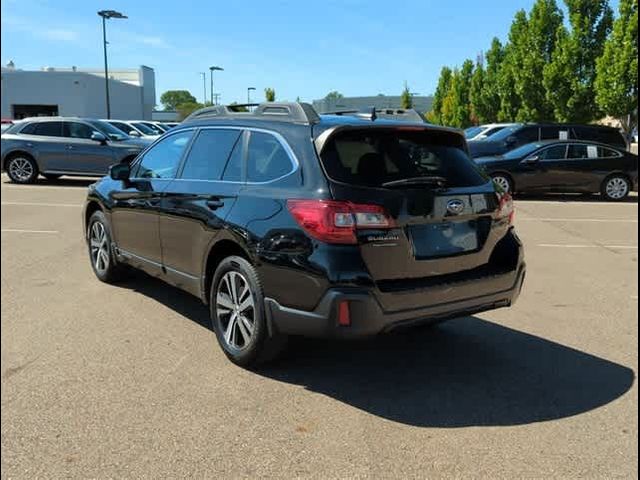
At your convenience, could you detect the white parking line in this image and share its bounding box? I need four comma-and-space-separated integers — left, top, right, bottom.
517, 200, 638, 206
520, 218, 638, 223
1, 202, 81, 208
1, 229, 60, 234
1, 184, 91, 191
538, 244, 638, 249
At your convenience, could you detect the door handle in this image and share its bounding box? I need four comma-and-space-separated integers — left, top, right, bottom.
206, 199, 224, 210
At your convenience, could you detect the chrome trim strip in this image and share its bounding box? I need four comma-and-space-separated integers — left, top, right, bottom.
118, 248, 200, 280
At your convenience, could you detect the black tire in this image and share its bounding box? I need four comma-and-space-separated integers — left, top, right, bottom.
87, 210, 128, 283
43, 174, 62, 181
210, 255, 287, 368
601, 174, 631, 202
5, 154, 39, 184
491, 173, 514, 194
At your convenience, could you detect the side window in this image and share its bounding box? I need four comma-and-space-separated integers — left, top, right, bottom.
180, 129, 241, 180
33, 122, 63, 137
567, 144, 589, 159
133, 131, 193, 179
539, 145, 567, 160
111, 122, 134, 135
64, 122, 97, 139
514, 127, 539, 144
599, 146, 622, 158
247, 131, 294, 182
19, 123, 37, 135
222, 134, 244, 182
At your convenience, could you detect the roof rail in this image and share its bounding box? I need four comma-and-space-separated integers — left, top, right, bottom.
321, 107, 424, 123
183, 102, 321, 124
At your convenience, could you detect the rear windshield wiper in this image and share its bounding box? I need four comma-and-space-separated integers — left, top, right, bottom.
381, 176, 448, 188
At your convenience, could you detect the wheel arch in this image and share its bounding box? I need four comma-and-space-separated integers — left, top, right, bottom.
3, 150, 36, 171
202, 238, 252, 304
84, 200, 104, 238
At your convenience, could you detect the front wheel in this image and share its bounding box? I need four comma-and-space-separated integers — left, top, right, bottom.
87, 210, 128, 283
601, 175, 630, 202
210, 256, 287, 368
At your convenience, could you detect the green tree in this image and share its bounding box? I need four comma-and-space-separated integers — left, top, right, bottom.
264, 88, 276, 102
324, 91, 344, 102
510, 0, 563, 121
543, 0, 614, 122
478, 38, 506, 123
497, 10, 528, 121
400, 82, 413, 109
452, 60, 474, 127
595, 0, 638, 135
469, 60, 485, 124
160, 90, 197, 111
176, 101, 204, 120
429, 67, 453, 124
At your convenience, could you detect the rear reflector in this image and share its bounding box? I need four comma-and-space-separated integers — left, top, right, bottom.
337, 300, 351, 326
287, 199, 394, 244
498, 193, 515, 226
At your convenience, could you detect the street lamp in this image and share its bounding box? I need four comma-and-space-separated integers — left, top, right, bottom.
209, 66, 223, 105
199, 72, 207, 105
97, 10, 127, 119
247, 87, 256, 104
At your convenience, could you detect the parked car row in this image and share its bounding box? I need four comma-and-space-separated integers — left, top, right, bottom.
464, 122, 637, 201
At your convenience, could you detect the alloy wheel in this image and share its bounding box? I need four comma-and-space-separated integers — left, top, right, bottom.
605, 177, 629, 200
216, 271, 255, 350
89, 222, 110, 274
492, 175, 511, 193
9, 158, 34, 182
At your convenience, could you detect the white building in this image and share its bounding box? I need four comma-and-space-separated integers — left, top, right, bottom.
0, 62, 156, 120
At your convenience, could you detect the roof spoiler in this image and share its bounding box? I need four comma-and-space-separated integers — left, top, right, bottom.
322, 107, 425, 123
184, 102, 321, 124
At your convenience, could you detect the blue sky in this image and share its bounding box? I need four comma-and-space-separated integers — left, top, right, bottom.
1, 0, 620, 106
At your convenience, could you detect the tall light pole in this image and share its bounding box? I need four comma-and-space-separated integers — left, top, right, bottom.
209, 66, 223, 105
247, 87, 256, 105
199, 72, 207, 105
97, 10, 127, 119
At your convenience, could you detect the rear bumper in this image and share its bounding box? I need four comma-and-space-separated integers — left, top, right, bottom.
265, 263, 526, 339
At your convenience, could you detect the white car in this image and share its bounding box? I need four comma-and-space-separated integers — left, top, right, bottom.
465, 123, 517, 141
104, 120, 160, 139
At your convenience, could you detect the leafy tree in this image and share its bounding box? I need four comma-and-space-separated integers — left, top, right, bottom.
441, 69, 460, 127
324, 91, 344, 101
474, 38, 505, 123
429, 67, 453, 124
595, 0, 638, 135
497, 11, 528, 121
160, 90, 197, 111
264, 88, 276, 102
510, 0, 563, 121
453, 60, 474, 127
469, 60, 485, 124
543, 0, 614, 123
400, 82, 413, 109
176, 101, 204, 120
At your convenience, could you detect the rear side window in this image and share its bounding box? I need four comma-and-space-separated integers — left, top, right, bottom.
26, 122, 63, 137
180, 129, 241, 180
320, 129, 487, 188
567, 145, 589, 159
514, 127, 539, 143
247, 131, 294, 182
599, 146, 622, 158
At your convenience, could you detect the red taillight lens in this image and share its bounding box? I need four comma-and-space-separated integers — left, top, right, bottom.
498, 193, 515, 225
286, 199, 394, 244
337, 300, 351, 326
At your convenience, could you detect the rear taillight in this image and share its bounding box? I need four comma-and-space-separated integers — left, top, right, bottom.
286, 199, 395, 244
498, 193, 515, 225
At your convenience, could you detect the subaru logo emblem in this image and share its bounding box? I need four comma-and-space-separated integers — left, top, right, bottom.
446, 199, 465, 215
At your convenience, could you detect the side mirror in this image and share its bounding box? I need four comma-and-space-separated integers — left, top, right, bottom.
109, 162, 130, 181
522, 155, 540, 164
91, 132, 107, 143
128, 130, 141, 137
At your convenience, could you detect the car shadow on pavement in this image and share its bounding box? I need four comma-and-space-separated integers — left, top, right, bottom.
516, 192, 638, 203
116, 272, 635, 429
2, 177, 98, 188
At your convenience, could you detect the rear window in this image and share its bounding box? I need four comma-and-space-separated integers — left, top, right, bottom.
574, 127, 625, 147
320, 129, 488, 188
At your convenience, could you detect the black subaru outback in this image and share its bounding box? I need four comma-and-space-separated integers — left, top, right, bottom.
83, 102, 526, 367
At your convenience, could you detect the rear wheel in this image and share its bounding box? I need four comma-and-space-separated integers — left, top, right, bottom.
491, 174, 513, 194
6, 154, 38, 184
601, 175, 630, 201
210, 256, 287, 368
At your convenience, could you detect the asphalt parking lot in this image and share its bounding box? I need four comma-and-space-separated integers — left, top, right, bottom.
1, 175, 637, 478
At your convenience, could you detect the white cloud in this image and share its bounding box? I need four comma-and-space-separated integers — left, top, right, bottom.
2, 15, 78, 42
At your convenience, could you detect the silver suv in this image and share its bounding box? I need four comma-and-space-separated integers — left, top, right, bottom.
1, 117, 152, 183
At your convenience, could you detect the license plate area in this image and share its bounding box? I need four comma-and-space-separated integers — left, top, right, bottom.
409, 221, 479, 259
